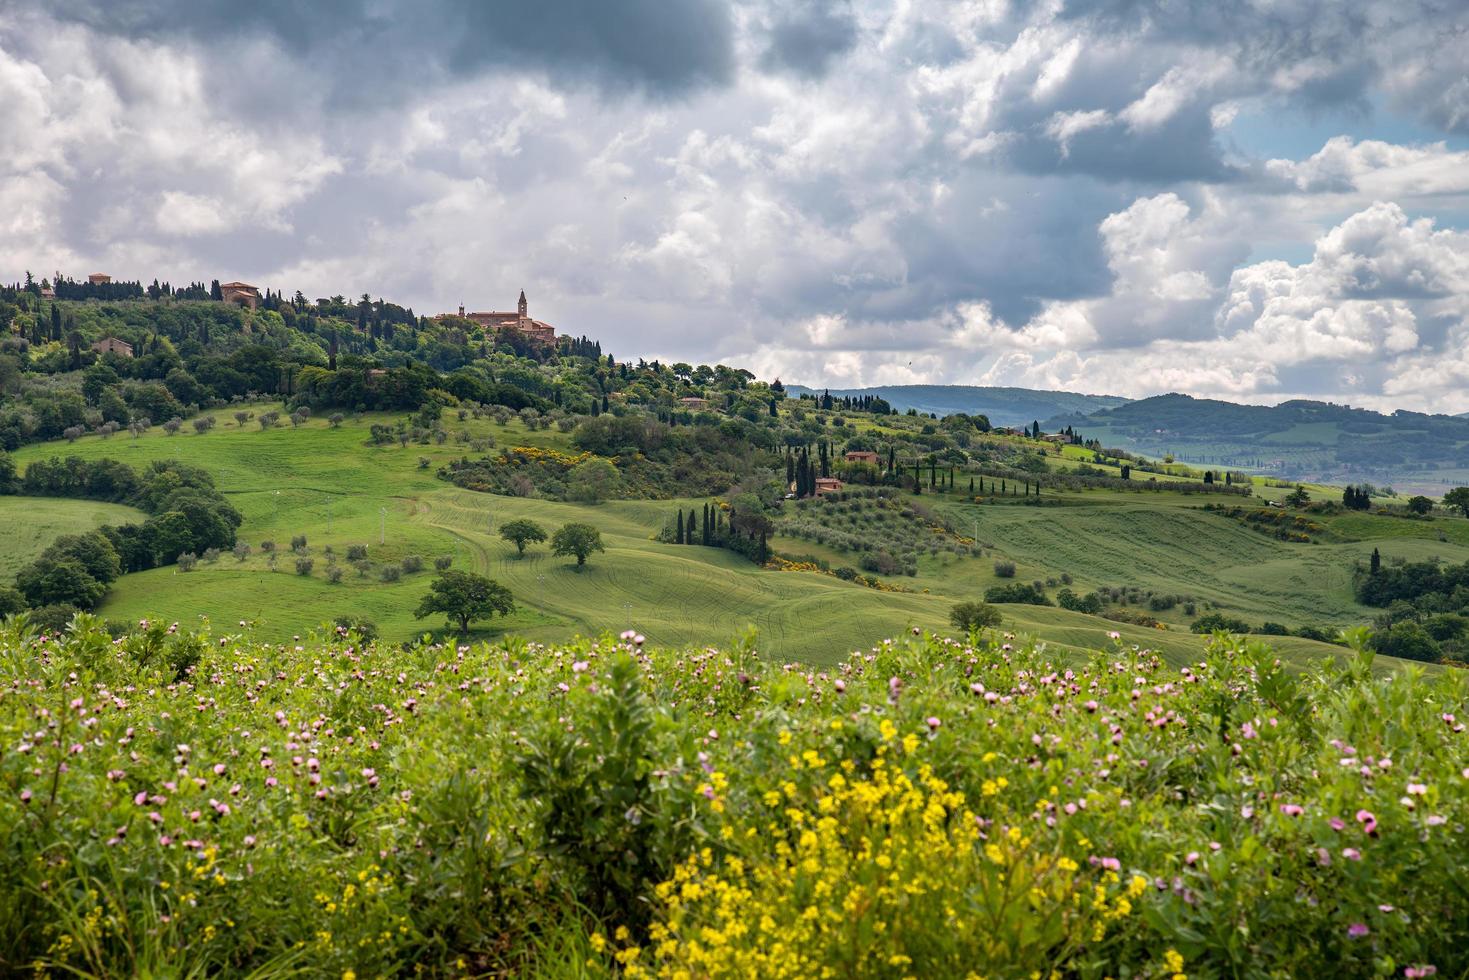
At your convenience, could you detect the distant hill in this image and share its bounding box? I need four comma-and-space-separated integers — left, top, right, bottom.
1047, 393, 1469, 494
784, 384, 1129, 427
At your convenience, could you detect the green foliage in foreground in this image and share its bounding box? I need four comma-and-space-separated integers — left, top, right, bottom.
0, 619, 1464, 978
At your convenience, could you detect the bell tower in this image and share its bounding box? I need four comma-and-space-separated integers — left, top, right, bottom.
517, 289, 527, 318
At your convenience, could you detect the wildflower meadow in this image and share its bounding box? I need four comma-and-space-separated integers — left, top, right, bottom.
1, 616, 1465, 978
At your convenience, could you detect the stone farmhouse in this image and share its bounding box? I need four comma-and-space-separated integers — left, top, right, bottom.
441, 290, 556, 344
91, 337, 133, 357
844, 450, 880, 465
220, 282, 261, 309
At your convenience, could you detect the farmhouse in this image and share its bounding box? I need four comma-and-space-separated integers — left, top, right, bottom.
679, 396, 710, 410
844, 450, 880, 465
91, 337, 133, 357
814, 477, 844, 496
442, 290, 556, 344
220, 282, 262, 309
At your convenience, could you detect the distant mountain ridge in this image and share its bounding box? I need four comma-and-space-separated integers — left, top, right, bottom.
1045, 392, 1469, 494
783, 384, 1130, 427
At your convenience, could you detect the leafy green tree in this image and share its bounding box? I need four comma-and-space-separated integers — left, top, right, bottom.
1407, 495, 1434, 515
568, 456, 622, 504
499, 519, 548, 557
552, 522, 605, 567
1285, 485, 1311, 508
414, 570, 514, 632
1443, 487, 1469, 518
16, 559, 106, 610
0, 585, 25, 617
1371, 620, 1441, 663
949, 601, 1002, 632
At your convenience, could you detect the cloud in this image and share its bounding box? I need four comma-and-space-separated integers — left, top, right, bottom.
47, 0, 737, 105
757, 0, 859, 78
3, 0, 1469, 415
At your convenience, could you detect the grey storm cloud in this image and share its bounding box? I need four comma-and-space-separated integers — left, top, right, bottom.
1057, 0, 1469, 130
7, 0, 1469, 409
759, 0, 859, 78
47, 0, 738, 102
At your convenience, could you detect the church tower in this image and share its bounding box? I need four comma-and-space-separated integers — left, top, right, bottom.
517, 289, 527, 318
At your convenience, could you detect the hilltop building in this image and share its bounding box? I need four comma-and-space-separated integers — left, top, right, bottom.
441, 290, 556, 344
91, 337, 133, 357
220, 282, 261, 309
844, 450, 880, 465
87, 273, 111, 285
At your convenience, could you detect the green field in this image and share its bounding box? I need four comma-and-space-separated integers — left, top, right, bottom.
0, 496, 146, 578
10, 405, 1433, 667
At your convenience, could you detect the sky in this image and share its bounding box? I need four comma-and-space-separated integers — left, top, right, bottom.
3, 0, 1469, 412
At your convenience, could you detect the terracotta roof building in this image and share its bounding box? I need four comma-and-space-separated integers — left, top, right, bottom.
844, 450, 880, 465
87, 273, 111, 285
814, 477, 845, 496
220, 282, 261, 309
440, 290, 556, 344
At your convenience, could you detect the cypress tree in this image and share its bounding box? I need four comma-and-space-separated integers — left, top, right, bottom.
687, 509, 697, 543
1370, 547, 1381, 575
969, 477, 974, 493
676, 510, 685, 544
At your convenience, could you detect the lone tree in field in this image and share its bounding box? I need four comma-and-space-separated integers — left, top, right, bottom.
500, 518, 547, 557
414, 570, 514, 633
551, 522, 605, 567
1443, 487, 1469, 518
950, 600, 1003, 633
1285, 485, 1311, 508
1408, 495, 1434, 515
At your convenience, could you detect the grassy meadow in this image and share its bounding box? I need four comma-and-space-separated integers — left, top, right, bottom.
11, 403, 1458, 666
0, 496, 146, 578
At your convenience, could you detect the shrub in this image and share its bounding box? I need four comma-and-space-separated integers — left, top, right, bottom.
233, 542, 251, 562
346, 544, 368, 561
860, 551, 901, 576
331, 616, 377, 642
434, 555, 453, 571
295, 558, 314, 576
380, 566, 401, 583
1191, 612, 1251, 634
949, 600, 1002, 632
176, 552, 198, 572
984, 582, 1050, 605
993, 559, 1016, 578
260, 540, 275, 553
290, 534, 308, 552
326, 566, 343, 584
400, 555, 424, 574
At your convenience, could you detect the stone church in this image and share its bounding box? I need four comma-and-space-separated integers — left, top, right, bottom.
443, 290, 556, 344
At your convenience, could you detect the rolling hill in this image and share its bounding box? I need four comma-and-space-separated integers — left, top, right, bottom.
1047, 393, 1469, 494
